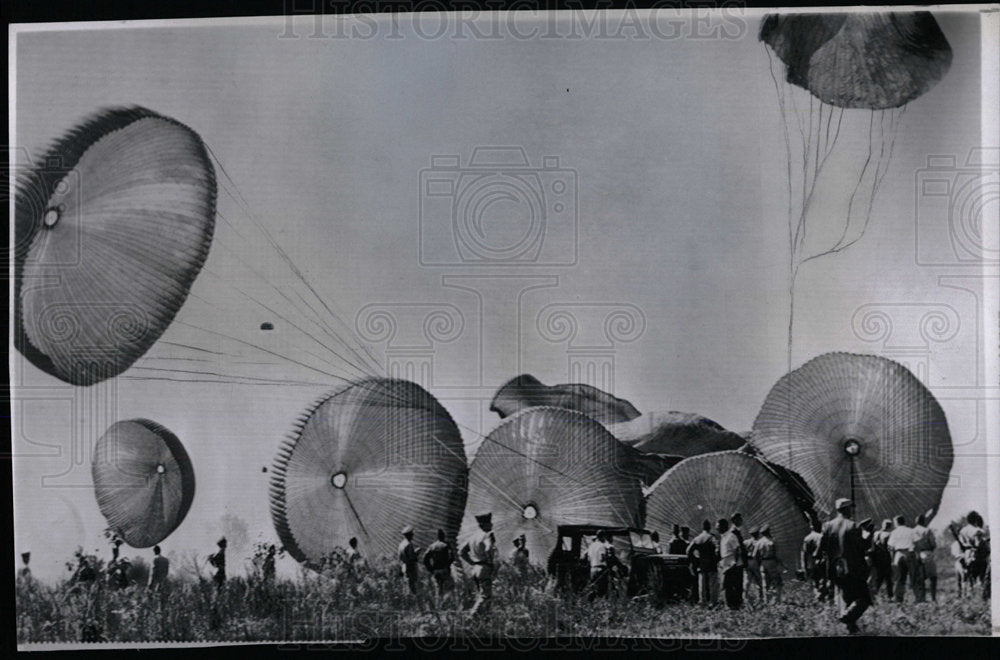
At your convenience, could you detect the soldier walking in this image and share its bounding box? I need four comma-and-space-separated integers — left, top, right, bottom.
816, 498, 871, 634
460, 512, 497, 617
800, 521, 828, 601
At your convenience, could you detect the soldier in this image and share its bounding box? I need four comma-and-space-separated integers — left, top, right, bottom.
687, 519, 720, 606
209, 537, 227, 589
745, 526, 763, 603
424, 528, 456, 606
816, 498, 871, 634
585, 530, 618, 601
346, 537, 364, 568
107, 538, 131, 590
511, 534, 530, 577
756, 525, 782, 603
262, 544, 276, 585
887, 514, 916, 603
720, 515, 745, 609
148, 545, 170, 592
460, 512, 497, 617
912, 513, 937, 602
398, 526, 422, 597
800, 520, 828, 601
868, 519, 894, 600
668, 525, 687, 555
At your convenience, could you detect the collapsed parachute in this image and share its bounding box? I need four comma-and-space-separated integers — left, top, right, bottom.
490, 374, 640, 424
92, 419, 196, 548
269, 378, 468, 567
750, 352, 953, 521
462, 406, 644, 563
608, 411, 746, 458
14, 106, 217, 386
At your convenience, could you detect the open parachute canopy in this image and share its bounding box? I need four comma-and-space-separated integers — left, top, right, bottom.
269, 378, 468, 568
645, 451, 815, 571
92, 419, 196, 548
14, 106, 216, 386
759, 12, 952, 110
750, 352, 953, 521
490, 374, 641, 425
461, 406, 644, 563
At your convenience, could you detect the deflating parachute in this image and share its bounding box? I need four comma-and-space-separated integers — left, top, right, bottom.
750, 352, 953, 521
14, 106, 216, 386
608, 411, 746, 458
92, 419, 196, 548
759, 14, 952, 369
461, 406, 644, 563
760, 13, 952, 110
490, 374, 640, 424
645, 451, 814, 571
269, 378, 468, 567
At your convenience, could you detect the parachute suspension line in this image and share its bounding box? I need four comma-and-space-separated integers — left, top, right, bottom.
203, 144, 384, 376
766, 48, 797, 263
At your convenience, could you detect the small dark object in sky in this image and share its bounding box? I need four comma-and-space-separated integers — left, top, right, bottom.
260, 322, 274, 330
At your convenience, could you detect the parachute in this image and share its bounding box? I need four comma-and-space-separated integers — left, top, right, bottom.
759, 13, 952, 368
645, 451, 814, 571
461, 406, 644, 563
92, 419, 196, 548
608, 411, 746, 457
750, 352, 953, 521
490, 374, 640, 424
269, 378, 468, 567
15, 107, 216, 386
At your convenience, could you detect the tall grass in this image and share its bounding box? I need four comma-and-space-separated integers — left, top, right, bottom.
16, 546, 990, 643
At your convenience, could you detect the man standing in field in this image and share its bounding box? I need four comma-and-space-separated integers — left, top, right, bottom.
209, 537, 227, 589
744, 526, 763, 603
888, 514, 916, 603
668, 525, 687, 555
718, 518, 744, 609
148, 545, 169, 592
756, 525, 782, 603
912, 513, 937, 603
586, 530, 618, 601
460, 512, 497, 617
800, 520, 828, 601
511, 534, 530, 577
424, 528, 456, 607
687, 519, 720, 606
398, 526, 422, 597
816, 498, 871, 634
869, 520, 894, 601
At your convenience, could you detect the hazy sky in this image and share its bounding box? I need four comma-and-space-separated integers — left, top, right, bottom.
11, 10, 994, 582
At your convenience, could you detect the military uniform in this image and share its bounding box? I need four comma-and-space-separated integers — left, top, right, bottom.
869, 525, 894, 599
719, 529, 744, 609
755, 531, 782, 603
912, 523, 936, 602
461, 515, 497, 616
398, 532, 421, 595
801, 530, 828, 601
887, 523, 916, 603
687, 530, 720, 605
424, 538, 456, 601
817, 503, 871, 633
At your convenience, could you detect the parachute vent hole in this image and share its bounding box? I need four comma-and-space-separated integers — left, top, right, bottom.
522, 504, 538, 520
43, 208, 60, 228
843, 438, 862, 457
156, 464, 166, 474
331, 472, 347, 489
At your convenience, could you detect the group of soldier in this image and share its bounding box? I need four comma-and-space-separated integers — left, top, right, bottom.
682, 512, 783, 609
396, 512, 514, 617
799, 498, 991, 634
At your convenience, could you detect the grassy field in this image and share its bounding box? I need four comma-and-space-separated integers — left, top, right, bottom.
16, 549, 991, 643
